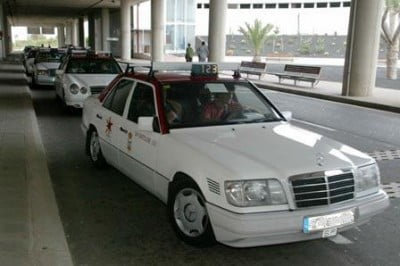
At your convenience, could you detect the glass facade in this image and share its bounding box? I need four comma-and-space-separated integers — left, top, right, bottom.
165, 0, 196, 53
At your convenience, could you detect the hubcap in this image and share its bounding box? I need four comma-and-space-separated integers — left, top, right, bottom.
90, 131, 100, 161
173, 188, 209, 237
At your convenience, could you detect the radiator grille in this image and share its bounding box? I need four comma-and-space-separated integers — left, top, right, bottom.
291, 171, 354, 208
207, 178, 220, 195
49, 69, 57, 77
90, 86, 106, 94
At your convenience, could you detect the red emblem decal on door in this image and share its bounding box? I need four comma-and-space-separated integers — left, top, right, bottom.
105, 117, 113, 137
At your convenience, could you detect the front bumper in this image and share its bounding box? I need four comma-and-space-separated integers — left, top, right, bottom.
65, 99, 84, 108
65, 93, 90, 109
207, 189, 389, 247
35, 75, 56, 86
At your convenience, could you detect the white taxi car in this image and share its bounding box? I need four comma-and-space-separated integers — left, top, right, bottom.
81, 62, 389, 247
55, 51, 122, 109
31, 48, 66, 88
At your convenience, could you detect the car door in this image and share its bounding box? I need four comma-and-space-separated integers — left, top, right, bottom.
118, 81, 160, 194
95, 78, 134, 167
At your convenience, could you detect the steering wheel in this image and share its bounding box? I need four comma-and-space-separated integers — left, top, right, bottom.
223, 108, 245, 121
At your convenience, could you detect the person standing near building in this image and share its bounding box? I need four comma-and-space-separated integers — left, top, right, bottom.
197, 41, 209, 62
185, 43, 194, 62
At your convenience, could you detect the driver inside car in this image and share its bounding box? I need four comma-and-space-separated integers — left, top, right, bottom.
165, 99, 183, 125
202, 92, 241, 122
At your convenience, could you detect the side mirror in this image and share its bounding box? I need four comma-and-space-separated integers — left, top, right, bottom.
281, 111, 293, 121
138, 116, 154, 132
56, 69, 64, 75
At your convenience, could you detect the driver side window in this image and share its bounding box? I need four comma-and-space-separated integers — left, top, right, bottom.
103, 79, 133, 116
127, 83, 156, 123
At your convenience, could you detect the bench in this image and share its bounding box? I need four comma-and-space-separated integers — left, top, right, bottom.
239, 61, 267, 80
268, 64, 321, 87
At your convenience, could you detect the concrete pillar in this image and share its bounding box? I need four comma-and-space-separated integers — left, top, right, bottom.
57, 25, 65, 48
78, 17, 85, 47
121, 0, 132, 60
72, 19, 78, 46
208, 0, 227, 62
88, 13, 95, 49
0, 4, 6, 59
342, 0, 384, 96
95, 16, 102, 51
5, 19, 11, 54
151, 0, 165, 61
65, 22, 72, 45
101, 8, 110, 51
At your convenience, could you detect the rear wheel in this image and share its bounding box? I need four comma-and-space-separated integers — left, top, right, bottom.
168, 177, 215, 247
88, 129, 106, 168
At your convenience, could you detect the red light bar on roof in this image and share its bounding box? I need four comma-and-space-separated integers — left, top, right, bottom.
151, 62, 240, 73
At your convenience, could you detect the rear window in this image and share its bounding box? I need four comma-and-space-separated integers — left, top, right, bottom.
36, 51, 63, 63
66, 58, 122, 74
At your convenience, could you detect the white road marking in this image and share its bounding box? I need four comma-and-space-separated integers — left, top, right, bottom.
381, 183, 400, 198
328, 234, 354, 245
292, 118, 337, 132
368, 150, 400, 161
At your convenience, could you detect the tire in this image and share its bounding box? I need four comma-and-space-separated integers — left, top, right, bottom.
87, 129, 107, 168
30, 77, 37, 90
167, 177, 215, 247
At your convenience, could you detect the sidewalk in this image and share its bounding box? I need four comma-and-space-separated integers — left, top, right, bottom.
254, 74, 400, 113
0, 60, 73, 265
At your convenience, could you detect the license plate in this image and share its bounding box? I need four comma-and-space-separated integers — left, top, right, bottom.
322, 228, 337, 238
303, 209, 355, 233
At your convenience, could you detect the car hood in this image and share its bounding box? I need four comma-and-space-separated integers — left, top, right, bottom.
171, 123, 373, 180
69, 74, 118, 87
36, 62, 60, 70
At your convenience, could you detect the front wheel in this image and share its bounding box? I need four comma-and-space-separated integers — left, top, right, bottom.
88, 129, 107, 168
167, 178, 215, 247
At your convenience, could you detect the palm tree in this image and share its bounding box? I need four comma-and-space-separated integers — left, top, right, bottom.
238, 19, 274, 62
381, 0, 400, 79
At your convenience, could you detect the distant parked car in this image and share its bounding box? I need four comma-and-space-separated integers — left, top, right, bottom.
55, 51, 122, 109
31, 48, 66, 88
24, 48, 38, 76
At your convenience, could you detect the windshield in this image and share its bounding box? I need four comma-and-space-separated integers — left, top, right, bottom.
36, 51, 63, 63
66, 59, 122, 74
28, 50, 38, 59
163, 81, 282, 129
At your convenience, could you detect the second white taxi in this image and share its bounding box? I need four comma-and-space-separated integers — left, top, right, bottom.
81, 62, 389, 248
55, 51, 122, 109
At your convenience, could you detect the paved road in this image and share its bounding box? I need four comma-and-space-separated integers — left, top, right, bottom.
31, 88, 399, 266
267, 64, 400, 90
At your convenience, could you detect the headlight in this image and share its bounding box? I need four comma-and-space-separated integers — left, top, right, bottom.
37, 70, 48, 76
355, 164, 380, 196
80, 87, 88, 94
225, 179, 287, 207
69, 84, 79, 94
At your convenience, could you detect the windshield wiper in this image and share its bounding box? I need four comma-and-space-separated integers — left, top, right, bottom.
245, 117, 283, 123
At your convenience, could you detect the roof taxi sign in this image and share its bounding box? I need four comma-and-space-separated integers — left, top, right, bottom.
191, 63, 218, 77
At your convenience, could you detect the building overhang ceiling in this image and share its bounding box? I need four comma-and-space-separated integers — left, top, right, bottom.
3, 0, 124, 26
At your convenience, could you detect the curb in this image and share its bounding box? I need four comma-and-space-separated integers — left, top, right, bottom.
255, 82, 400, 114
23, 87, 74, 266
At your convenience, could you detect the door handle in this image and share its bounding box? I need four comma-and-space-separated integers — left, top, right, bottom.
96, 114, 103, 119
120, 127, 128, 133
